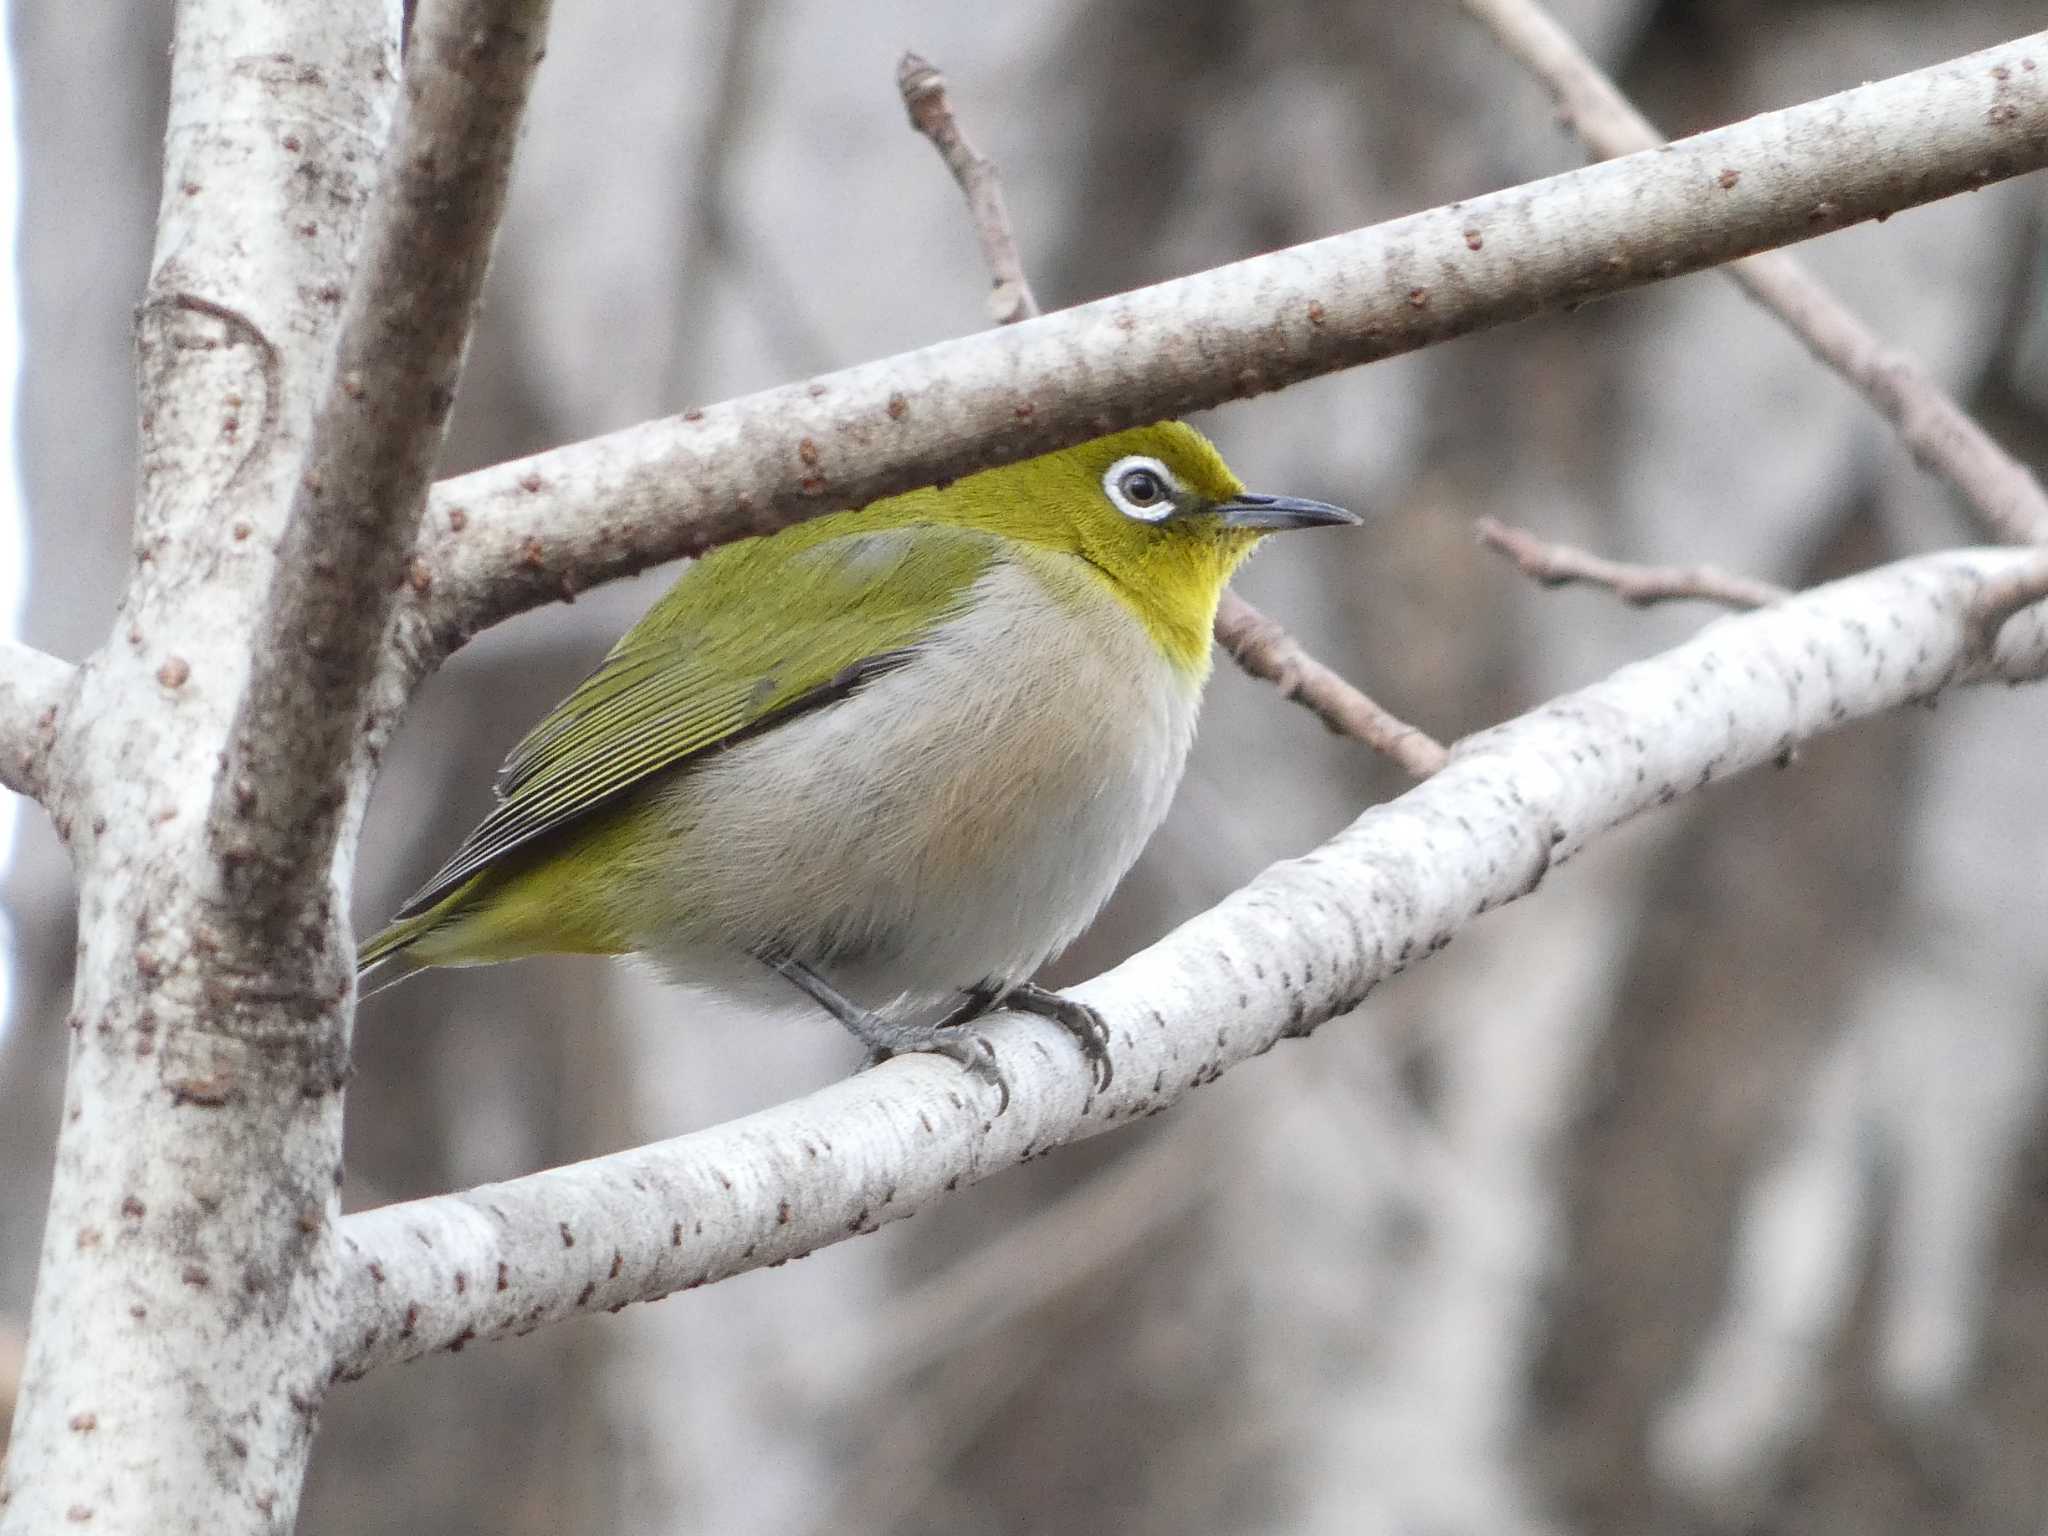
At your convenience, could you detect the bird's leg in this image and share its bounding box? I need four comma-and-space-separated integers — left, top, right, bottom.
998, 981, 1115, 1092
929, 980, 1006, 1032
754, 951, 1011, 1112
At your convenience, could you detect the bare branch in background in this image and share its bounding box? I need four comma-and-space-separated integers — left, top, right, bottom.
394, 32, 2048, 684
896, 49, 1448, 777
1456, 0, 2048, 546
1213, 593, 1451, 774
830, 1115, 1211, 1393
661, 0, 836, 398
331, 545, 2048, 1375
1476, 517, 1790, 611
804, 1120, 1213, 1534
215, 0, 554, 932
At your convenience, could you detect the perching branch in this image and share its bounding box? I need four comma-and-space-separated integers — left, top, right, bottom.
0, 642, 73, 802
391, 30, 2048, 683
332, 545, 2047, 1373
1475, 517, 1790, 610
213, 0, 553, 932
895, 49, 1448, 777
1457, 0, 2048, 546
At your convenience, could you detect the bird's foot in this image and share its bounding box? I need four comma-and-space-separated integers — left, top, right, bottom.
1000, 981, 1114, 1092
754, 952, 1111, 1110
754, 951, 1015, 1110
851, 1011, 1011, 1114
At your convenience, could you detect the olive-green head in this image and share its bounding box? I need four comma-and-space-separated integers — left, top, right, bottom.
882, 421, 1360, 671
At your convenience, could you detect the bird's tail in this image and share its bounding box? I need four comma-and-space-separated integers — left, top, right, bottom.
355, 946, 428, 1001
354, 909, 444, 1001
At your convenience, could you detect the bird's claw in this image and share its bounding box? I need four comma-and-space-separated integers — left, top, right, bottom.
846, 980, 1112, 1112
1001, 982, 1114, 1093
864, 1029, 1011, 1114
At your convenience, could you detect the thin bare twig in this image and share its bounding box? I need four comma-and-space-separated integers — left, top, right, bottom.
1456, 0, 2048, 547
1214, 592, 1452, 774
897, 53, 1041, 326
896, 50, 1448, 777
1475, 517, 1790, 610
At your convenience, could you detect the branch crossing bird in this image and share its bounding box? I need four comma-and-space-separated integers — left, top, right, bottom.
359, 422, 1359, 1102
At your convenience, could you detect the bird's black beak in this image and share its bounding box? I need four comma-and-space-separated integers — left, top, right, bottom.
1212, 492, 1361, 530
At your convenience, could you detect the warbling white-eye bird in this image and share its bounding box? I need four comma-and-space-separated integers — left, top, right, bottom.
358, 421, 1357, 1096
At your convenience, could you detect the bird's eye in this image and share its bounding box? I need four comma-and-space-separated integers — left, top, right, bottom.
1121, 468, 1163, 505
1102, 455, 1179, 522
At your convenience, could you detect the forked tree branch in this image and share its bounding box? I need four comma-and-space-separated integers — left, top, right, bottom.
213, 0, 553, 930
1, 0, 408, 1525
895, 50, 1448, 777
332, 545, 2048, 1372
389, 30, 2048, 685
1457, 0, 2048, 546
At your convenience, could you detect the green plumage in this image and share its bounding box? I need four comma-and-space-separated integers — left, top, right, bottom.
357, 421, 1357, 1020
359, 519, 996, 978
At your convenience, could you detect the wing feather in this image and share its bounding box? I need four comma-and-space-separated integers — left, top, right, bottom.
392, 525, 995, 919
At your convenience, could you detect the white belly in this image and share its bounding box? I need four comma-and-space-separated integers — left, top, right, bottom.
632, 556, 1202, 1014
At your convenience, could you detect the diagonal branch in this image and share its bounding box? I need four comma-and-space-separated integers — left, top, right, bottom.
1476, 517, 1790, 610
0, 642, 74, 803
896, 50, 1447, 777
1212, 593, 1450, 774
1457, 0, 2048, 546
332, 544, 2048, 1376
212, 0, 553, 929
392, 30, 2048, 684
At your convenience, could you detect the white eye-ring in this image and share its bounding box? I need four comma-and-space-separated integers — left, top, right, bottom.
1102, 455, 1180, 522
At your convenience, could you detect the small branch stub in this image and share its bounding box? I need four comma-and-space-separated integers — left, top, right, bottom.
1962, 549, 2048, 663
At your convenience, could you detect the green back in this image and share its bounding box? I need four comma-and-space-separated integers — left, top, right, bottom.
391, 522, 997, 920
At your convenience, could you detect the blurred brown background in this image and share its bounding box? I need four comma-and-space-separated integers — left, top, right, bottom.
5, 1, 2048, 1531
